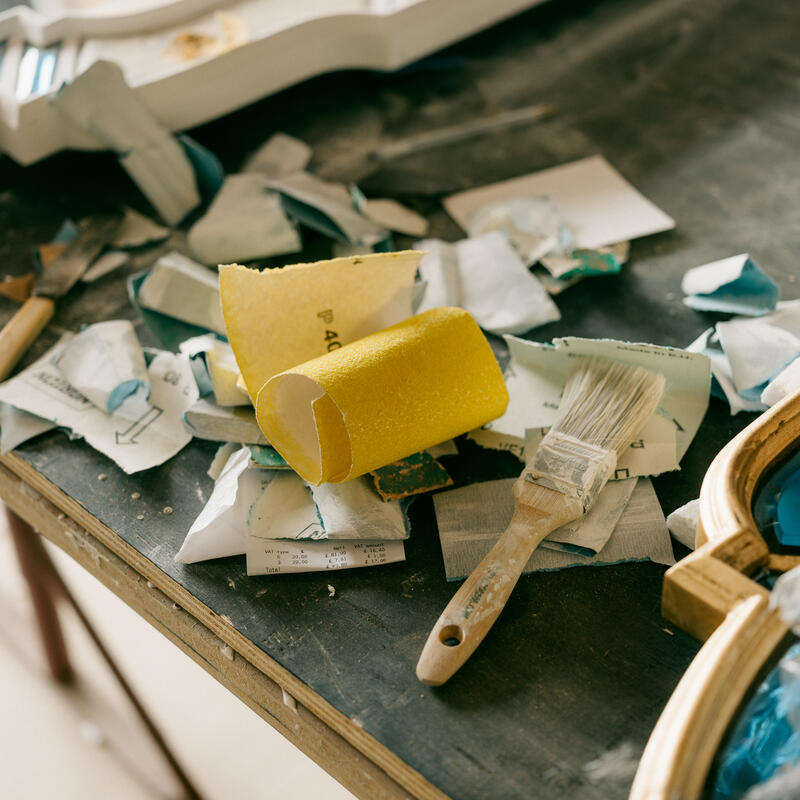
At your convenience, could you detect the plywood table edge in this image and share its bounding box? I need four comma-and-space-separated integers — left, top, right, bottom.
0, 452, 448, 800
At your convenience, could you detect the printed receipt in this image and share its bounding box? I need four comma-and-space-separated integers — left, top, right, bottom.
246, 538, 405, 576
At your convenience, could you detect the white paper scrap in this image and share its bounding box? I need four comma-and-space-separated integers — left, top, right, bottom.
716, 316, 800, 393
686, 328, 766, 415
248, 472, 325, 540
310, 477, 407, 540
361, 198, 428, 237
51, 61, 200, 226
0, 403, 56, 454
187, 174, 301, 265
444, 156, 675, 250
489, 335, 709, 466
176, 447, 276, 563
242, 133, 312, 178
207, 442, 240, 481
184, 397, 267, 444
666, 498, 699, 550
81, 250, 130, 283
762, 357, 800, 407
55, 320, 149, 413
247, 538, 405, 576
0, 337, 198, 474
434, 477, 673, 580
416, 233, 560, 335
467, 195, 571, 265
138, 251, 226, 335
682, 254, 779, 316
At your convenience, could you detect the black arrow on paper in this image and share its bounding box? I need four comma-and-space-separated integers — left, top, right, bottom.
115, 406, 163, 445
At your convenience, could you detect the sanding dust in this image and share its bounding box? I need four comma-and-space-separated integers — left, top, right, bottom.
97, 473, 108, 481
583, 742, 641, 786
131, 492, 141, 500
327, 584, 335, 597
162, 506, 174, 515
281, 688, 298, 712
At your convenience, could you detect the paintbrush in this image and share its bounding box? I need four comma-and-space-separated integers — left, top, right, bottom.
416, 357, 666, 686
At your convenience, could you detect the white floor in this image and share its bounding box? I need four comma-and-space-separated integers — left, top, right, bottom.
0, 525, 356, 800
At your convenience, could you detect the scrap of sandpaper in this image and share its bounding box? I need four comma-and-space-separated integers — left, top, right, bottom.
184, 397, 268, 445
0, 336, 198, 473
50, 61, 200, 226
256, 307, 508, 484
667, 498, 699, 550
248, 470, 407, 540
208, 442, 239, 479
242, 132, 312, 178
682, 254, 779, 316
81, 251, 130, 283
0, 403, 56, 454
175, 446, 277, 563
762, 358, 800, 407
249, 444, 288, 469
349, 186, 428, 237
686, 329, 765, 415
112, 207, 170, 249
433, 477, 673, 580
466, 195, 572, 265
137, 251, 226, 336
415, 233, 560, 335
486, 335, 710, 472
540, 241, 629, 281
265, 171, 387, 246
219, 250, 422, 397
371, 450, 453, 500
187, 173, 301, 264
444, 155, 675, 250
55, 320, 149, 412
177, 335, 250, 406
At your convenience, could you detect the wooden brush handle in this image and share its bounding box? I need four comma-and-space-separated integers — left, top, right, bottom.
417, 483, 582, 686
0, 296, 55, 382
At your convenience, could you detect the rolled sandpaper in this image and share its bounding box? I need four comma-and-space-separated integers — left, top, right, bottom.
256, 306, 509, 484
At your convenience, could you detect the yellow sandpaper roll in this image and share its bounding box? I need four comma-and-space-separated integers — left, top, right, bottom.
256, 307, 509, 484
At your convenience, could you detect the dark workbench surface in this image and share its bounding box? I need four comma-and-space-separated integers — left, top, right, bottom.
2, 0, 799, 797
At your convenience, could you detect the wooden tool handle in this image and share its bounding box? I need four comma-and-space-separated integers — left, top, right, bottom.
0, 296, 55, 381
416, 484, 582, 686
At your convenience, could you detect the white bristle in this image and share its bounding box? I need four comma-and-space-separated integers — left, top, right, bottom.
551, 358, 666, 455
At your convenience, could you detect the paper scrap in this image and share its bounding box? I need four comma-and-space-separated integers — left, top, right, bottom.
51, 61, 199, 226
257, 307, 509, 484
138, 251, 226, 336
249, 444, 288, 469
0, 402, 56, 454
426, 439, 459, 458
466, 195, 571, 265
0, 337, 198, 473
267, 171, 386, 246
81, 250, 130, 283
415, 233, 561, 335
247, 537, 405, 575
242, 133, 312, 178
112, 207, 171, 249
686, 328, 766, 415
445, 156, 675, 250
762, 357, 800, 407
716, 315, 800, 393
55, 320, 149, 412
682, 254, 779, 316
371, 451, 453, 500
434, 477, 673, 580
310, 477, 408, 539
219, 250, 421, 397
203, 340, 250, 406
666, 498, 699, 550
0, 274, 35, 303
248, 471, 325, 540
184, 397, 268, 444
188, 174, 301, 264
360, 198, 428, 237
208, 442, 239, 480
540, 242, 627, 281
489, 335, 709, 467
176, 446, 276, 563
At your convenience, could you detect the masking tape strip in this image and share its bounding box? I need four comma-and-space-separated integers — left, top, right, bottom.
256, 307, 509, 484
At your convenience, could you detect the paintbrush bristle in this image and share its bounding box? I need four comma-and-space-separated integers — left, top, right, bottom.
551, 358, 666, 455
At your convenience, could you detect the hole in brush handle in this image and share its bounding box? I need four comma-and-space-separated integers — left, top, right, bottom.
439, 624, 463, 647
